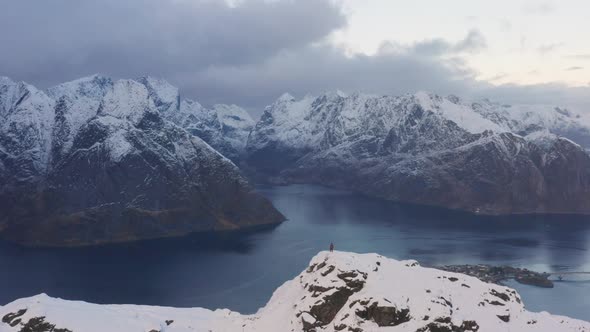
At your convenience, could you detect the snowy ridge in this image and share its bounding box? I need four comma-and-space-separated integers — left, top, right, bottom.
0, 77, 55, 183
249, 91, 590, 154
135, 76, 254, 161
1, 251, 588, 331
0, 75, 283, 246
246, 92, 590, 215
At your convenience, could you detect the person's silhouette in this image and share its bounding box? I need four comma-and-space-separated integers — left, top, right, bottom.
329, 242, 334, 252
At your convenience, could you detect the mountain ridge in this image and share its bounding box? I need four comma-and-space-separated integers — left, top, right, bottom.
0, 75, 283, 247
245, 91, 590, 215
1, 251, 589, 331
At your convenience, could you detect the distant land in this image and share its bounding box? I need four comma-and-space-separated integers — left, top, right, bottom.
2, 75, 590, 246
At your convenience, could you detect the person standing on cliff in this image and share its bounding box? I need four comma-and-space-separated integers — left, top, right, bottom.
329, 242, 334, 252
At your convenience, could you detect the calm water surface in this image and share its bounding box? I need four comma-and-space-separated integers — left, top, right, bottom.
1, 185, 589, 320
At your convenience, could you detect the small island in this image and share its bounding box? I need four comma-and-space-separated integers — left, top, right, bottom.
436, 264, 554, 288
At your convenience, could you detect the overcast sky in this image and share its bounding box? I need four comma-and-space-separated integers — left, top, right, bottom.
0, 0, 588, 114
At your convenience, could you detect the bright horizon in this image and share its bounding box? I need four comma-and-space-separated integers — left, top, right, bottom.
331, 0, 589, 87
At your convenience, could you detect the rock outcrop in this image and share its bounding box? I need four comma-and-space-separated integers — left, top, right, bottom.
1, 251, 589, 331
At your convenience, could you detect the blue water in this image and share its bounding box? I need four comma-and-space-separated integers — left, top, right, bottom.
0, 184, 589, 321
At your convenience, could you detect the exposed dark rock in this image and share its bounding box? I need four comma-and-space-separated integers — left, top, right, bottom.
2, 309, 27, 325
321, 265, 335, 276
337, 271, 366, 291
334, 323, 347, 331
497, 315, 510, 323
15, 316, 72, 332
489, 290, 510, 302
487, 300, 505, 306
460, 320, 480, 331
355, 302, 411, 327
309, 287, 354, 325
417, 317, 480, 332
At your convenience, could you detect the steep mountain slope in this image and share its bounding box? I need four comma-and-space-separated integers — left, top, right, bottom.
0, 76, 282, 247
246, 92, 590, 215
2, 251, 589, 332
138, 76, 254, 161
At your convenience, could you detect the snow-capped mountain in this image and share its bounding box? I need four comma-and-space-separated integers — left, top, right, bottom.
0, 75, 282, 246
246, 92, 590, 215
138, 76, 254, 161
2, 251, 588, 331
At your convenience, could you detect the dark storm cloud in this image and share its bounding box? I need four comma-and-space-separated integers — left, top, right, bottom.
182, 43, 475, 109
180, 41, 590, 115
0, 0, 346, 86
0, 0, 587, 116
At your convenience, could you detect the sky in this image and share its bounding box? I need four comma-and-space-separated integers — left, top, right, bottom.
333, 0, 590, 86
0, 0, 588, 114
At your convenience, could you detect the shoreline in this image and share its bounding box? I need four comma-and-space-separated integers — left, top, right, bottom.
436, 264, 554, 288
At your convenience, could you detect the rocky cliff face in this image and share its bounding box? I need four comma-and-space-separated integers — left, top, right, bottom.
246, 92, 590, 215
138, 76, 254, 162
0, 76, 282, 247
1, 251, 589, 331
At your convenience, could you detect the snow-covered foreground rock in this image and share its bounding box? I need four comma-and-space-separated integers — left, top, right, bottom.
2, 251, 588, 332
0, 75, 282, 246
246, 92, 590, 215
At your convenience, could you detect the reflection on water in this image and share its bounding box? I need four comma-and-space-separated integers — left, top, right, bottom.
0, 184, 589, 320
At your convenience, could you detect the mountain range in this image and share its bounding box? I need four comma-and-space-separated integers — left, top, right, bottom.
2, 75, 590, 245
245, 91, 590, 215
0, 75, 282, 246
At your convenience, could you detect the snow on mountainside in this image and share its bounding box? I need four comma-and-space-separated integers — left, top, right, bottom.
246, 92, 590, 215
0, 75, 282, 246
2, 251, 589, 332
138, 76, 254, 161
248, 91, 590, 155
0, 77, 55, 186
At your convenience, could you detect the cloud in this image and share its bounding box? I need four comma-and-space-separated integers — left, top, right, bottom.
182, 43, 476, 110
523, 2, 555, 15
537, 42, 565, 54
0, 0, 587, 116
487, 74, 509, 81
0, 0, 346, 87
565, 66, 584, 71
566, 54, 590, 60
498, 18, 512, 32
378, 29, 487, 57
478, 83, 590, 112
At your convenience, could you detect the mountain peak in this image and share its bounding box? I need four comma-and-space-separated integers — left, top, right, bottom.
276, 92, 295, 103
137, 76, 179, 112
1, 251, 588, 331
